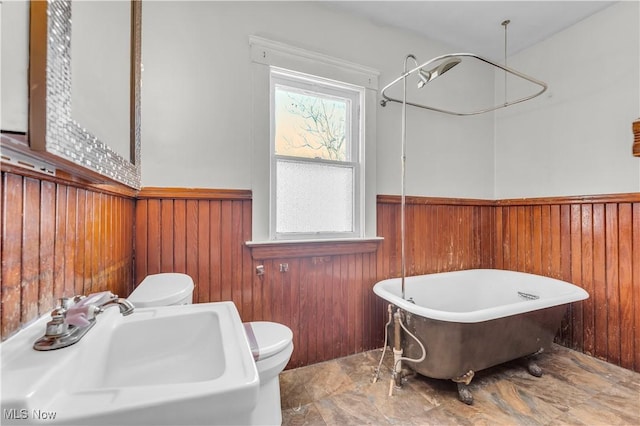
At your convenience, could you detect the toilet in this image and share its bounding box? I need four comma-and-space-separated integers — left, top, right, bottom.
128, 273, 293, 425
128, 273, 195, 307
243, 321, 294, 425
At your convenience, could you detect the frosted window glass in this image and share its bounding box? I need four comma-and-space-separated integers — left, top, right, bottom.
276, 160, 354, 234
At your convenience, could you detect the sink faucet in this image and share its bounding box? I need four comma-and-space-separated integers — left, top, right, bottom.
33, 292, 135, 351
99, 297, 135, 316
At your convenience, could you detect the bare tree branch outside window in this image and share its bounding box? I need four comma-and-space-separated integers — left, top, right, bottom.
277, 90, 348, 161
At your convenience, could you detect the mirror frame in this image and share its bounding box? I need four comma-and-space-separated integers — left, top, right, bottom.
29, 0, 141, 189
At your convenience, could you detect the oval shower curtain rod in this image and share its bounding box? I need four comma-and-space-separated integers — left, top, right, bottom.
385, 49, 548, 302
380, 52, 548, 116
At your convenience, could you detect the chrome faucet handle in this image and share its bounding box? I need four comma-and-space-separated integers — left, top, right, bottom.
52, 306, 67, 315
59, 297, 74, 309
66, 301, 103, 327
44, 308, 69, 337
58, 295, 86, 309
33, 294, 106, 351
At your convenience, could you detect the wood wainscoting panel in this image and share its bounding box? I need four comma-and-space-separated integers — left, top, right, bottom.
5, 171, 637, 373
0, 170, 135, 340
246, 253, 380, 369
495, 196, 640, 372
632, 119, 640, 156
136, 188, 383, 368
380, 194, 639, 373
134, 190, 253, 323
376, 196, 495, 277
134, 198, 251, 308
374, 196, 497, 362
134, 190, 639, 372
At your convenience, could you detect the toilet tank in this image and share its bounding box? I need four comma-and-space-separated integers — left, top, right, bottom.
128, 273, 195, 308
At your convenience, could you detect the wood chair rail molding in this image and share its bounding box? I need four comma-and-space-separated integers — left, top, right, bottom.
377, 194, 495, 206
379, 193, 640, 206
1, 161, 137, 198
137, 187, 252, 200
495, 192, 640, 205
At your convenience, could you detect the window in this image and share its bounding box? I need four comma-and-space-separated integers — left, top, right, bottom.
249, 36, 378, 243
270, 68, 364, 239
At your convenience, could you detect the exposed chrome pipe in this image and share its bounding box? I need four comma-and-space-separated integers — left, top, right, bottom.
372, 305, 394, 384
391, 308, 427, 391
502, 19, 511, 105
399, 54, 419, 300
392, 309, 403, 387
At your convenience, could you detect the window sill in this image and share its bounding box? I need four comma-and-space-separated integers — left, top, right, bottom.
245, 237, 383, 260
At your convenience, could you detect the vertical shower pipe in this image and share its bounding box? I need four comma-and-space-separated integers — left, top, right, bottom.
394, 54, 412, 388
400, 55, 414, 301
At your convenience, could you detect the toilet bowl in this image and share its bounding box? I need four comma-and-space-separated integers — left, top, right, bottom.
244, 321, 294, 425
130, 273, 293, 425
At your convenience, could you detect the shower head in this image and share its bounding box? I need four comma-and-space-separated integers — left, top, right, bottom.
417, 57, 462, 88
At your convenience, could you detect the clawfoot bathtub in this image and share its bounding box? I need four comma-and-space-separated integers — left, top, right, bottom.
373, 269, 588, 404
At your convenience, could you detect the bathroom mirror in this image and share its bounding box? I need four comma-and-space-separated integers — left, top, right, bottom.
28, 0, 141, 188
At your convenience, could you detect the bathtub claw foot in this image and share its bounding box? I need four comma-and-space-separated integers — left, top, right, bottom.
523, 349, 544, 377
526, 361, 543, 377
456, 383, 474, 405
452, 370, 474, 385
452, 370, 474, 404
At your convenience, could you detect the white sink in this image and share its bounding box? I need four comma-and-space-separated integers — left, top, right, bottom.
81, 310, 226, 389
1, 302, 259, 425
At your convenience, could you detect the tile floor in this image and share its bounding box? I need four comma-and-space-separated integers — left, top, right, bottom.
279, 344, 640, 425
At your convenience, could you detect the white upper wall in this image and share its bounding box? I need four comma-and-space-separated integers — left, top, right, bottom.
1, 1, 640, 199
7, 2, 632, 199
141, 1, 496, 198
494, 1, 640, 198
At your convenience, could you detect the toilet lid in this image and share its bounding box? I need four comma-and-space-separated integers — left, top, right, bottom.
244, 321, 293, 361
128, 273, 194, 307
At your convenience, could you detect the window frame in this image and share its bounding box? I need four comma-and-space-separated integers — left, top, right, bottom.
269, 67, 365, 240
248, 36, 379, 244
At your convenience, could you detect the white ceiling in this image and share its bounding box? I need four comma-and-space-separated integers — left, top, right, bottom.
324, 1, 617, 60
